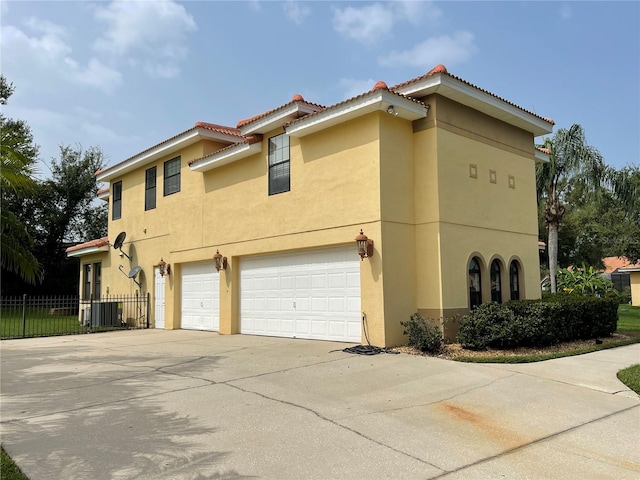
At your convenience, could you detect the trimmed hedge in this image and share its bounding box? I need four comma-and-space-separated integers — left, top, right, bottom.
458, 296, 619, 350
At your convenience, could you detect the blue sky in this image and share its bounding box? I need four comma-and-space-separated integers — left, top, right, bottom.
2, 1, 638, 175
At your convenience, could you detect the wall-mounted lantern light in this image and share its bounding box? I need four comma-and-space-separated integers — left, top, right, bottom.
158, 258, 171, 277
214, 250, 227, 272
355, 229, 374, 260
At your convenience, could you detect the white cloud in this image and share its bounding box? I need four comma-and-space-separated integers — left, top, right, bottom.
333, 1, 441, 44
284, 1, 311, 25
338, 78, 377, 100
378, 32, 476, 68
93, 0, 196, 78
1, 23, 122, 94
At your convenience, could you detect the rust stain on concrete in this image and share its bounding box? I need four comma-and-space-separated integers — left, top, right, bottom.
439, 402, 531, 449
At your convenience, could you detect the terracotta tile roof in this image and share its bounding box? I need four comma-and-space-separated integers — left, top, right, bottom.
536, 147, 551, 155
65, 237, 109, 253
286, 81, 427, 129
97, 188, 110, 195
194, 122, 241, 136
391, 64, 555, 126
237, 94, 325, 128
188, 134, 263, 166
97, 122, 243, 177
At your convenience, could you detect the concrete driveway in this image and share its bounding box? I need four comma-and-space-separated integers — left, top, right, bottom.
1, 330, 639, 480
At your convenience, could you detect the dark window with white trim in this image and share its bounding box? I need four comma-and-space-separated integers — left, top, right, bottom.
469, 257, 482, 310
83, 264, 92, 300
112, 181, 122, 220
145, 166, 157, 210
164, 157, 181, 196
83, 262, 102, 300
510, 261, 521, 301
268, 134, 290, 195
490, 260, 502, 303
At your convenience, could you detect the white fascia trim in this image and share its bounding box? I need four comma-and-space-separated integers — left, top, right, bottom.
66, 245, 110, 258
286, 90, 427, 138
535, 149, 550, 163
97, 129, 240, 182
240, 103, 320, 136
396, 75, 553, 137
190, 142, 263, 173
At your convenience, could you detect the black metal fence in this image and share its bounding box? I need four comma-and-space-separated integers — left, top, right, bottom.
1, 294, 150, 340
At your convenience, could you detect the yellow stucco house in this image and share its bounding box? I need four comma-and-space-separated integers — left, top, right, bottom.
66, 65, 554, 346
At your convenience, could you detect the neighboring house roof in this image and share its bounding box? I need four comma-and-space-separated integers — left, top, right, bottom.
602, 256, 632, 274
66, 237, 110, 257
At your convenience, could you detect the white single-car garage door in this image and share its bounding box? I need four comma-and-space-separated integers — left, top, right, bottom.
240, 246, 361, 342
181, 262, 219, 331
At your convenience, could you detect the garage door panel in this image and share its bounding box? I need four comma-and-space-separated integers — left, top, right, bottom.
181, 262, 219, 331
240, 246, 361, 342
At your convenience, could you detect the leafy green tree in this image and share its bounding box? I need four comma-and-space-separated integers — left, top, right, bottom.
536, 124, 605, 293
0, 75, 42, 284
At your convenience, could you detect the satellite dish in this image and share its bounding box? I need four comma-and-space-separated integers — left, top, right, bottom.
128, 266, 142, 279
128, 266, 142, 288
113, 232, 126, 250
113, 232, 132, 261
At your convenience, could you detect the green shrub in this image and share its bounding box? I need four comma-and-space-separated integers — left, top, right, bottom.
458, 296, 619, 350
401, 313, 443, 353
458, 302, 522, 350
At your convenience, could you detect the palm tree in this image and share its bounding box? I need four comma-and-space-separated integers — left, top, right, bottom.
536, 124, 605, 293
1, 76, 42, 284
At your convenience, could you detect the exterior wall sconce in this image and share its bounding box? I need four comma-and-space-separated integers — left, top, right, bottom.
158, 258, 171, 277
355, 229, 374, 260
386, 105, 398, 116
214, 250, 227, 271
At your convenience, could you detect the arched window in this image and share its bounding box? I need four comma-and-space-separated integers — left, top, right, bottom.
490, 260, 502, 303
510, 261, 521, 301
469, 257, 482, 309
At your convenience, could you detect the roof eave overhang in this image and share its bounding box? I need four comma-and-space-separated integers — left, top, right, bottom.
239, 103, 322, 136
394, 74, 554, 137
97, 128, 242, 182
534, 150, 550, 163
190, 142, 263, 173
286, 90, 427, 138
66, 245, 110, 258
97, 190, 110, 201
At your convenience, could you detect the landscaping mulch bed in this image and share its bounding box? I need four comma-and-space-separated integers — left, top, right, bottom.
392, 333, 634, 361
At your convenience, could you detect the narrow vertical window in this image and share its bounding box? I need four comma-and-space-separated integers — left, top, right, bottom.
93, 263, 102, 299
164, 157, 181, 196
112, 181, 122, 220
83, 264, 92, 300
145, 166, 157, 210
268, 134, 290, 195
490, 260, 502, 303
510, 261, 521, 301
469, 257, 482, 310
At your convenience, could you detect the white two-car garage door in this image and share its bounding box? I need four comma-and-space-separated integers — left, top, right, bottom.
240, 246, 362, 342
181, 262, 219, 331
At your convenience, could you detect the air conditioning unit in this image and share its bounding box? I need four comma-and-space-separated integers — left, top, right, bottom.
81, 307, 91, 326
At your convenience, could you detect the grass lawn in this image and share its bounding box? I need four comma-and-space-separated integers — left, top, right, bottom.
617, 364, 640, 395
0, 307, 132, 340
1, 446, 28, 480
397, 305, 640, 364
